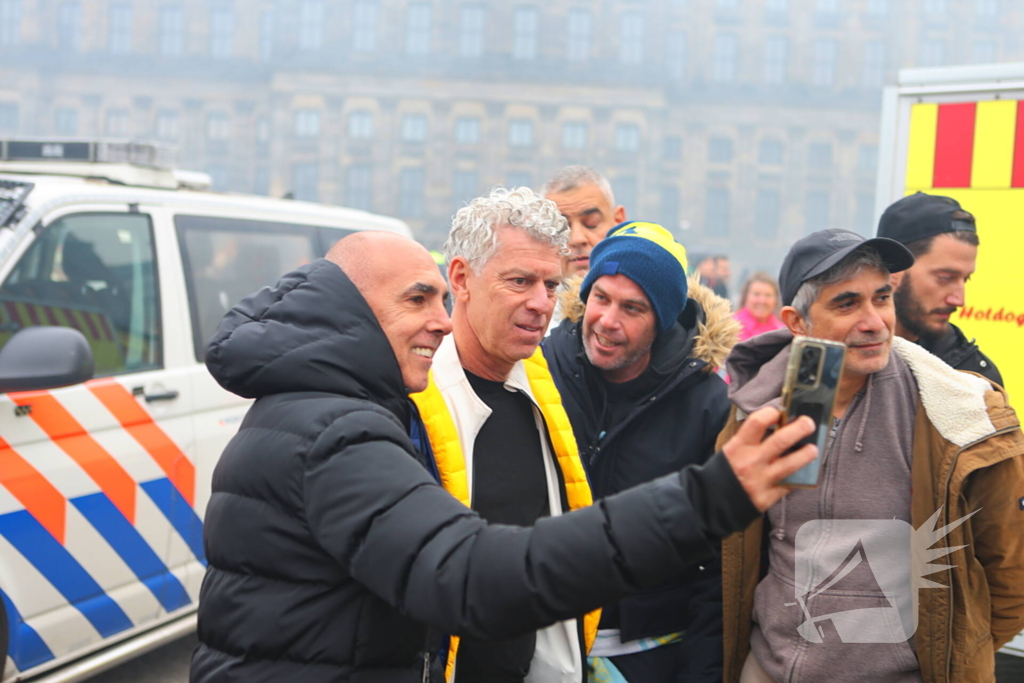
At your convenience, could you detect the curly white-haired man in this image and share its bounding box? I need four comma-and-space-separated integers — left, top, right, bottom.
411, 187, 593, 683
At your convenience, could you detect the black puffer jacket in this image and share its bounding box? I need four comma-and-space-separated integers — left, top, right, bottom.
192, 259, 758, 683
918, 321, 1004, 388
543, 278, 736, 682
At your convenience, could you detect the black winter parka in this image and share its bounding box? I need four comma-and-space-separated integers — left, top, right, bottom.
192, 259, 757, 683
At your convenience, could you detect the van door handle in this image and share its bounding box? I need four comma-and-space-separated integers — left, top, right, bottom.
143, 389, 179, 403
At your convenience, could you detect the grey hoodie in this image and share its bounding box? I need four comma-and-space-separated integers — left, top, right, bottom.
727, 328, 923, 683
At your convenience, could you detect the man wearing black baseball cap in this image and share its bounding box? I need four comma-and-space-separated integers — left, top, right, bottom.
717, 229, 1024, 683
878, 191, 1003, 387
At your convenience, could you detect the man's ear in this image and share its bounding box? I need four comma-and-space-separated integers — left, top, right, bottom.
613, 205, 626, 224
890, 270, 905, 289
448, 257, 472, 303
780, 306, 809, 336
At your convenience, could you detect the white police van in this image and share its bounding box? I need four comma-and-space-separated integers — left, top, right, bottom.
0, 140, 411, 682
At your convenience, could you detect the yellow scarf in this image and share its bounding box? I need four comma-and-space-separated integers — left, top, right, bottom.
411, 348, 600, 682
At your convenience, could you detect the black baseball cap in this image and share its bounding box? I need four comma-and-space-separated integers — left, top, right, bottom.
877, 192, 976, 245
779, 229, 914, 307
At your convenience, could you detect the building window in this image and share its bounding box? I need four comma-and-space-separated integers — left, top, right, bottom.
206, 113, 230, 141
512, 6, 538, 61
855, 192, 874, 235
858, 144, 878, 173
919, 40, 946, 67
805, 190, 831, 232
763, 36, 787, 84
567, 8, 591, 63
705, 186, 731, 237
755, 189, 781, 240
709, 137, 734, 163
713, 34, 738, 83
105, 109, 130, 137
662, 135, 682, 161
398, 167, 425, 218
661, 186, 680, 233
253, 167, 269, 196
812, 39, 838, 87
54, 108, 78, 135
923, 0, 947, 16
352, 0, 378, 53
405, 3, 431, 55
206, 164, 228, 192
256, 116, 271, 154
292, 163, 319, 202
862, 41, 886, 87
507, 171, 531, 189
158, 6, 184, 57
58, 1, 81, 52
866, 0, 888, 15
348, 110, 373, 140
666, 31, 686, 80
976, 0, 998, 18
294, 110, 320, 138
615, 123, 641, 152
561, 121, 587, 150
0, 0, 22, 46
0, 102, 18, 131
508, 119, 534, 147
346, 164, 372, 210
401, 114, 428, 143
210, 8, 234, 59
458, 4, 484, 58
973, 40, 996, 65
612, 176, 637, 214
156, 110, 178, 140
759, 139, 784, 164
454, 116, 480, 144
108, 3, 132, 54
299, 0, 324, 51
256, 117, 271, 143
259, 10, 274, 62
620, 12, 644, 65
808, 142, 832, 168
816, 0, 839, 14
453, 169, 479, 214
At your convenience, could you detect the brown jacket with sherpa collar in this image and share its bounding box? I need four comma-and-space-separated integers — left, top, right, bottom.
717, 335, 1024, 683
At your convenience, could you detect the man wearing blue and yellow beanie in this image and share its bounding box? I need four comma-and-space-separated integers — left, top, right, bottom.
544, 221, 739, 683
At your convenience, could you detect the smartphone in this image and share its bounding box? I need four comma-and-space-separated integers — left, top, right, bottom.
779, 336, 846, 488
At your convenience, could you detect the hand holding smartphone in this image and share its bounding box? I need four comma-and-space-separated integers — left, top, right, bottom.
779, 336, 846, 488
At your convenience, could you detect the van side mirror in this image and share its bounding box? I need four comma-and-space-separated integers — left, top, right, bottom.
0, 326, 95, 393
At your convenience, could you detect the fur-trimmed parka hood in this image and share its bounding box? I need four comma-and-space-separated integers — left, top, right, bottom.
556, 272, 740, 372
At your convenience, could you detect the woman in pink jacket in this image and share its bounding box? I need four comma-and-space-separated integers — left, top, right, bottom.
733, 272, 784, 341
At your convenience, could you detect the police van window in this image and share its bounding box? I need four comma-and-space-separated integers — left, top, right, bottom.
0, 212, 161, 376
176, 215, 337, 361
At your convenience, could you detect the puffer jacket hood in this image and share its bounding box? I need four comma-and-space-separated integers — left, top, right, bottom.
557, 272, 740, 373
205, 258, 408, 418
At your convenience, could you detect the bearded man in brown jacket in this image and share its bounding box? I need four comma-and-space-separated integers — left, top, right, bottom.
717, 229, 1024, 683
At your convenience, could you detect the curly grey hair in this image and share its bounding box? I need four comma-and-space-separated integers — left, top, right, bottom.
541, 165, 615, 207
444, 186, 569, 272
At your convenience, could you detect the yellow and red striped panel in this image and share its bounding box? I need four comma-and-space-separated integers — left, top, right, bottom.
906, 100, 1024, 190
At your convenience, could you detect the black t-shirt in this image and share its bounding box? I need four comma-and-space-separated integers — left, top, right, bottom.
464, 371, 550, 525
455, 371, 549, 683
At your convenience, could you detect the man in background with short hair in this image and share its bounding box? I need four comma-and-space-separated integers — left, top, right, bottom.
877, 191, 1003, 386
542, 165, 626, 279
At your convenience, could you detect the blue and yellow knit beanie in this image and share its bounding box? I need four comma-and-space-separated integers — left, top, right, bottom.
580, 221, 689, 334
